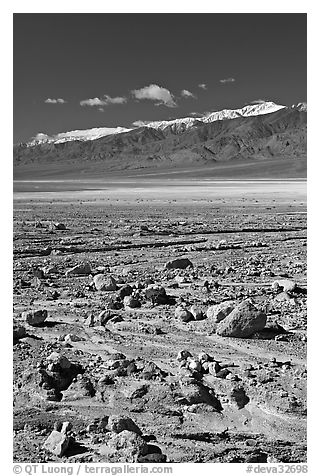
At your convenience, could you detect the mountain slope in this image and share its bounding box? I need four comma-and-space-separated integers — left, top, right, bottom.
13, 104, 307, 179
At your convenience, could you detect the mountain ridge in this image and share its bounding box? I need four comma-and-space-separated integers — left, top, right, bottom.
13, 102, 307, 180
19, 101, 304, 147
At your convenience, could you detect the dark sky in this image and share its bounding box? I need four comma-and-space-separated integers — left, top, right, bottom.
13, 13, 307, 143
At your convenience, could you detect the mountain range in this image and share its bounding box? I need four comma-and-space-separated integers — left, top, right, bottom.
13, 101, 307, 179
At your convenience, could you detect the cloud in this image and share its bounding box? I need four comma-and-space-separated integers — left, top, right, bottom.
131, 84, 177, 107
198, 83, 207, 90
45, 98, 67, 104
189, 112, 204, 117
219, 78, 236, 84
250, 99, 268, 105
181, 89, 196, 99
132, 120, 152, 127
80, 95, 127, 107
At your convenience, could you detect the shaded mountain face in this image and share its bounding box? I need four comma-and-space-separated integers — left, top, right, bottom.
13, 104, 307, 178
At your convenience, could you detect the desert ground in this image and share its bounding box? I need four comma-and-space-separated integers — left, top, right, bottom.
13, 178, 307, 463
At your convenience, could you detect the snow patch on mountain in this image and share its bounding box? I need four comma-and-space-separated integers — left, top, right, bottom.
24, 101, 305, 146
27, 127, 132, 146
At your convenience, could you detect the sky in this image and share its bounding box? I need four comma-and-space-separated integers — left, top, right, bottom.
13, 13, 307, 143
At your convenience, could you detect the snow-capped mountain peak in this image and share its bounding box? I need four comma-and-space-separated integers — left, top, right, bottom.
24, 101, 305, 146
27, 126, 132, 146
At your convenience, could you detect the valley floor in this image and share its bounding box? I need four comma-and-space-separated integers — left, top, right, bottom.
13, 179, 307, 463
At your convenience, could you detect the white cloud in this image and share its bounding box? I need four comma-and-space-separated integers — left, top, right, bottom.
181, 89, 196, 99
189, 112, 203, 117
131, 84, 177, 108
250, 99, 268, 105
132, 120, 152, 127
219, 78, 236, 84
45, 98, 67, 104
80, 95, 127, 107
198, 83, 207, 90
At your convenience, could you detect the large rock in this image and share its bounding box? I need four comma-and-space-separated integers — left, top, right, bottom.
102, 430, 148, 462
46, 352, 72, 370
43, 430, 70, 457
65, 262, 91, 276
216, 300, 267, 338
22, 309, 47, 327
165, 258, 193, 270
62, 376, 95, 401
93, 274, 118, 291
179, 379, 222, 410
108, 415, 142, 435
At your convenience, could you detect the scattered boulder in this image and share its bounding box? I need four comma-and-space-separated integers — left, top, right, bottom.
66, 262, 91, 277
177, 350, 192, 361
53, 222, 66, 230
46, 352, 72, 370
22, 309, 47, 327
165, 258, 193, 270
43, 430, 70, 457
145, 285, 169, 305
121, 382, 149, 400
179, 379, 222, 410
93, 274, 118, 291
106, 430, 148, 462
62, 375, 95, 401
138, 453, 167, 463
63, 333, 84, 343
207, 301, 235, 323
97, 310, 114, 326
108, 415, 142, 435
175, 305, 194, 323
272, 279, 297, 293
216, 300, 267, 338
190, 305, 205, 320
123, 295, 141, 309
13, 321, 26, 341
118, 285, 134, 299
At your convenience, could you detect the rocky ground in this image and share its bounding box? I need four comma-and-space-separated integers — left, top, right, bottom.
13, 194, 307, 463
